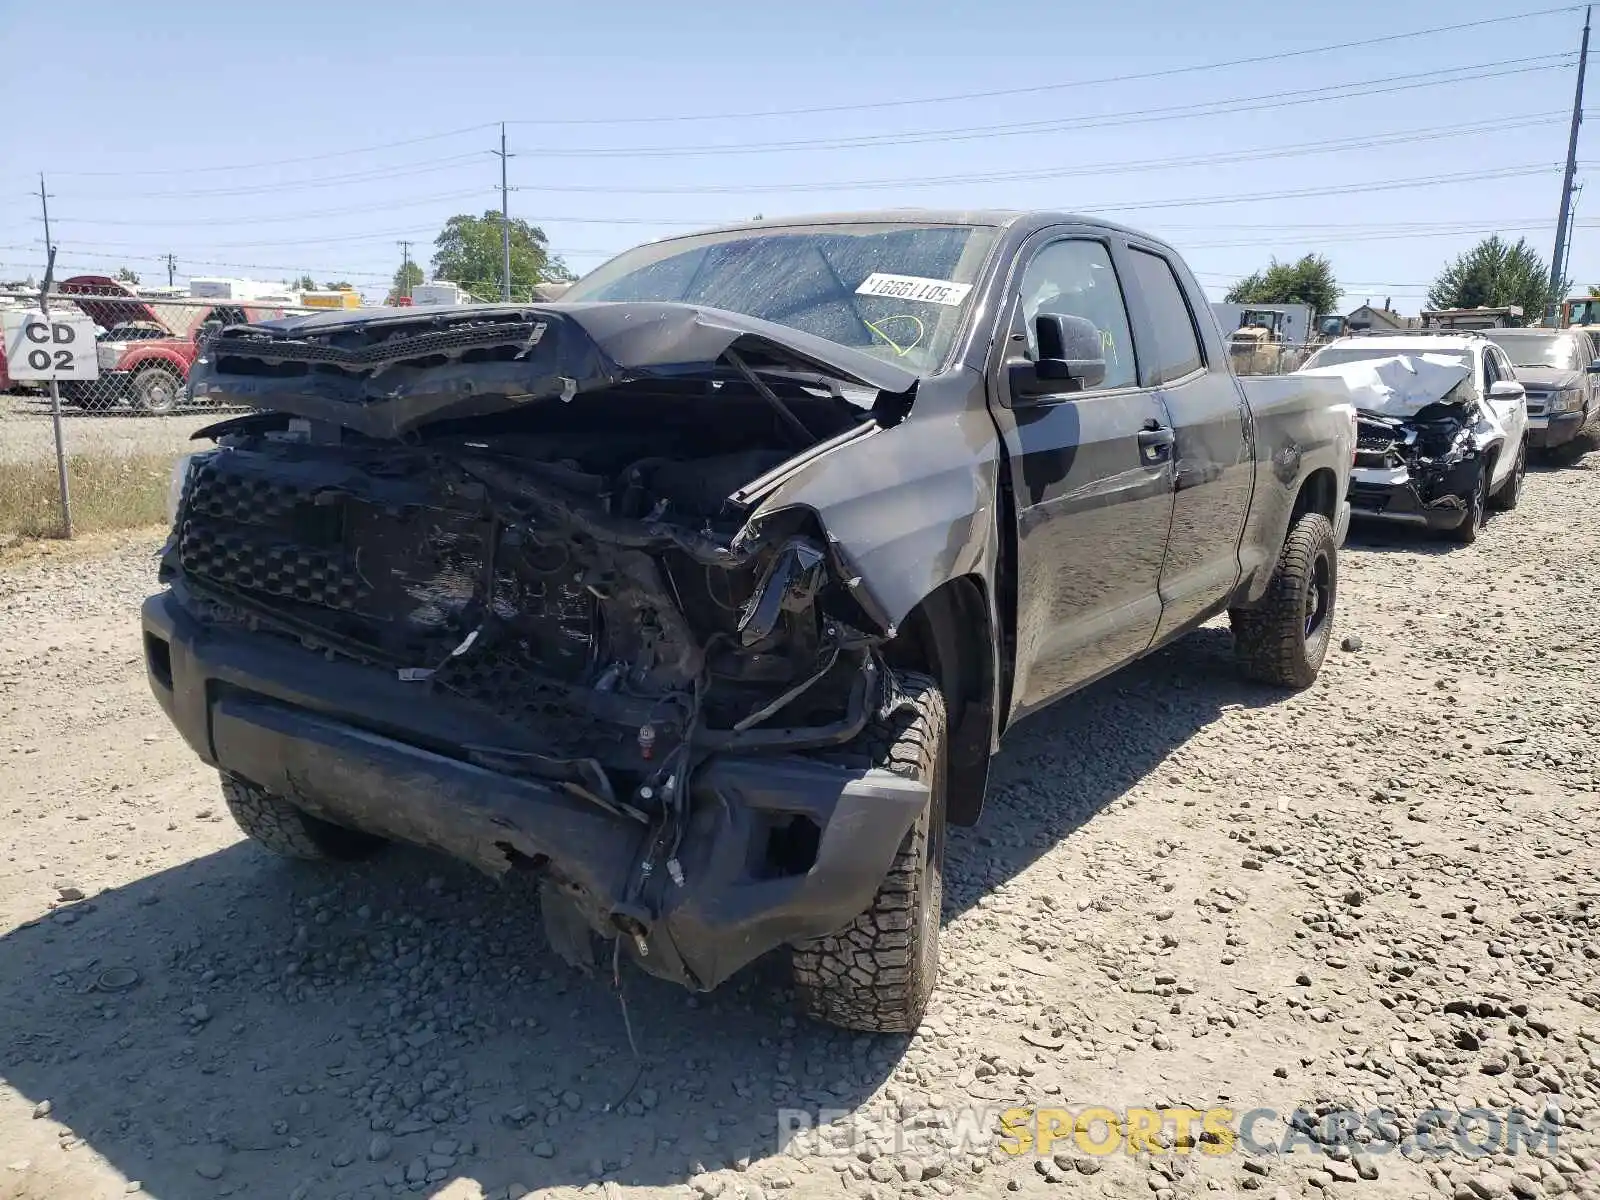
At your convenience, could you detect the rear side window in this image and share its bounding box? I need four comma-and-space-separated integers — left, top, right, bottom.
1126, 248, 1204, 386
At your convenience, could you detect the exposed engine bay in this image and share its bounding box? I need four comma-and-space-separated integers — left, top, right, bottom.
1352, 399, 1484, 514
166, 376, 898, 831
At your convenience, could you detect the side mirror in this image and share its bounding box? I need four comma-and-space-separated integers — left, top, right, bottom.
1009, 313, 1107, 402
1586, 358, 1600, 374
1488, 380, 1525, 400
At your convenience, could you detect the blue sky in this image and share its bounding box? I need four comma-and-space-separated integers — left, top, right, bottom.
0, 0, 1592, 312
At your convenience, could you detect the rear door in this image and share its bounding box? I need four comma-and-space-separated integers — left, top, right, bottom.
987, 230, 1176, 718
1119, 244, 1254, 642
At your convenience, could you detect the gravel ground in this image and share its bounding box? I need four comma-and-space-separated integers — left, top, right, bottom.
0, 458, 1597, 1200
0, 393, 221, 465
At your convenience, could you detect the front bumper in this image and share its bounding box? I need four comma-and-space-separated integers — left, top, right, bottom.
1527, 412, 1585, 450
1347, 460, 1478, 531
141, 589, 927, 992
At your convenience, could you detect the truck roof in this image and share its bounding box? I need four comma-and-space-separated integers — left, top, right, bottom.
662, 208, 1169, 244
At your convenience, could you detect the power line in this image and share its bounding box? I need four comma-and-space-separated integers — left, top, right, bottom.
503, 6, 1583, 126
498, 57, 1573, 159
49, 188, 493, 228
101, 154, 489, 201
497, 113, 1567, 196
48, 124, 500, 179
15, 5, 1575, 189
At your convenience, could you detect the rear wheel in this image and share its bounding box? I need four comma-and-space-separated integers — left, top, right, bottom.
790, 671, 947, 1033
1229, 512, 1337, 689
1489, 440, 1526, 512
1450, 459, 1491, 543
129, 365, 183, 415
220, 773, 385, 862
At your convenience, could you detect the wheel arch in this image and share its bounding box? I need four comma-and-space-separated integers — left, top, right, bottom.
881, 574, 996, 827
1289, 465, 1340, 525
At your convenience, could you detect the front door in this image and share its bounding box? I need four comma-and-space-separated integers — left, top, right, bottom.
988, 233, 1176, 719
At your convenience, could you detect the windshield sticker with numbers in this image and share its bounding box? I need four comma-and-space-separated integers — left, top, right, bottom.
855, 273, 974, 307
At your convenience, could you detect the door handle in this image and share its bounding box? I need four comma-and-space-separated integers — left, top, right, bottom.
1138, 421, 1175, 463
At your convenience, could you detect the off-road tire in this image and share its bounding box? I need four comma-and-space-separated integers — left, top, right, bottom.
129, 365, 183, 415
1489, 439, 1526, 512
1229, 512, 1337, 689
790, 671, 947, 1033
219, 773, 385, 862
1450, 459, 1491, 544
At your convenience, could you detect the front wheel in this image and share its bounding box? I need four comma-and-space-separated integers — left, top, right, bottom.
1229, 512, 1337, 689
220, 773, 386, 862
1450, 459, 1491, 543
790, 671, 947, 1033
129, 365, 183, 415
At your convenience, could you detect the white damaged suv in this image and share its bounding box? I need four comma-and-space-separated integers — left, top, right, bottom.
1299, 332, 1529, 544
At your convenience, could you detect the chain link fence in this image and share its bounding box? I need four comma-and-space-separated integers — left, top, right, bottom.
1, 280, 320, 417
0, 282, 322, 543
1226, 339, 1322, 376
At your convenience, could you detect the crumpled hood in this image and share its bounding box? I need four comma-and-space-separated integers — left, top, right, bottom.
1507, 366, 1580, 391
188, 301, 920, 438
1298, 353, 1473, 417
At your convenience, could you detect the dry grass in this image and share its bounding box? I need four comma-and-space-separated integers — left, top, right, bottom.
0, 450, 173, 545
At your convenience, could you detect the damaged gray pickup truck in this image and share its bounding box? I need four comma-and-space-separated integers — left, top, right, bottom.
144, 211, 1355, 1032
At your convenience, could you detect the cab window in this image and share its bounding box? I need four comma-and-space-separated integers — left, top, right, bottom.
1017, 240, 1137, 391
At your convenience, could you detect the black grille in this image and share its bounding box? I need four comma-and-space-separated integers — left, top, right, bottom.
176, 449, 598, 681
186, 467, 311, 524
178, 523, 367, 610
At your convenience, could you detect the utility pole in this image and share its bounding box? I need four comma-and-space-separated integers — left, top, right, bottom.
396, 239, 413, 299
1561, 182, 1585, 289
38, 172, 53, 257
163, 252, 177, 288
492, 123, 514, 301
1549, 4, 1591, 324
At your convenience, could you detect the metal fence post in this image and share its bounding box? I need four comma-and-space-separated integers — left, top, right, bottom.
36, 245, 74, 539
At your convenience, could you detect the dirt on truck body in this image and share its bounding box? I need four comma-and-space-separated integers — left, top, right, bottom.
146, 211, 1356, 1032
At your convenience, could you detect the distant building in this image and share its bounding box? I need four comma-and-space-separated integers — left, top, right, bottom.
1345, 303, 1410, 332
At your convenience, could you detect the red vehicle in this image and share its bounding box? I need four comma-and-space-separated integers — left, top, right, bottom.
56, 276, 283, 414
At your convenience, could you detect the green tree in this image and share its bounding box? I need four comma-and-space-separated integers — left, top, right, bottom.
1426, 236, 1563, 323
296, 274, 317, 291
323, 280, 354, 291
1223, 254, 1340, 316
431, 211, 573, 300
115, 266, 141, 286
386, 260, 425, 304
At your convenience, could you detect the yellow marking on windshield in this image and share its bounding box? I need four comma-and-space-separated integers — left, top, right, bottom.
865, 315, 927, 358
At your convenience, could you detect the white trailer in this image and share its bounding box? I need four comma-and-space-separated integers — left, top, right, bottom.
190, 277, 298, 304
412, 281, 475, 306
